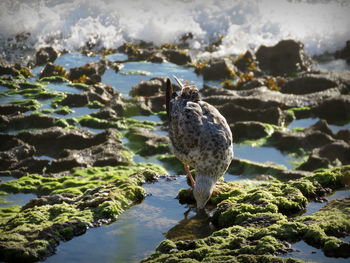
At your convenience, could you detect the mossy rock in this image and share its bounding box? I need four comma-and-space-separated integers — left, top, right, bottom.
143, 166, 350, 262
0, 163, 167, 262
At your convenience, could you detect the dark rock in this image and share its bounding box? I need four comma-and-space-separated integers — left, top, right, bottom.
36, 46, 59, 66
316, 141, 350, 165
312, 96, 350, 123
281, 74, 338, 94
336, 129, 350, 143
146, 95, 167, 112
39, 63, 68, 79
256, 39, 311, 76
68, 61, 107, 84
0, 114, 61, 132
0, 104, 30, 115
11, 157, 50, 174
130, 77, 167, 97
0, 142, 35, 171
230, 121, 271, 142
304, 119, 334, 137
60, 93, 89, 107
126, 127, 169, 156
235, 78, 265, 91
270, 129, 335, 152
1, 127, 131, 174
335, 40, 350, 60
234, 50, 256, 72
147, 53, 166, 63
162, 49, 191, 65
17, 127, 111, 157
204, 85, 344, 112
201, 58, 237, 80
201, 84, 235, 97
0, 64, 19, 76
22, 194, 74, 210
217, 103, 288, 125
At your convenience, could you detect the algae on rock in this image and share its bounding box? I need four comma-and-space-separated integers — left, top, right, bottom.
0, 163, 167, 262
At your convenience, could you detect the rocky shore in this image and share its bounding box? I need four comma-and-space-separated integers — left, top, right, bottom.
0, 37, 350, 262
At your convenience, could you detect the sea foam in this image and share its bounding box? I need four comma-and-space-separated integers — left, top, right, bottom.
0, 0, 349, 58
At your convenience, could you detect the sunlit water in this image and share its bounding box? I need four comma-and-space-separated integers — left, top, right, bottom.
102, 61, 202, 97
44, 176, 200, 263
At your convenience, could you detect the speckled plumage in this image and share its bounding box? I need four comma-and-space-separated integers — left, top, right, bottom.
166, 76, 233, 208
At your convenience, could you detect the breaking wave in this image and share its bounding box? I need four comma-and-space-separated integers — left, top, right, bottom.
0, 0, 349, 58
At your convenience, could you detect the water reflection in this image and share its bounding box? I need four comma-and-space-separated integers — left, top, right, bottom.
165, 208, 216, 241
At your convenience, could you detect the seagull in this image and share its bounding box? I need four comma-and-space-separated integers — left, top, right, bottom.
166, 76, 233, 209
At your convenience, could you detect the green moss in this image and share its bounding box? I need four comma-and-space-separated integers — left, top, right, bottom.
143, 166, 350, 262
54, 106, 74, 115
9, 99, 41, 110
0, 164, 167, 261
87, 100, 104, 108
227, 158, 286, 176
39, 76, 69, 83
78, 115, 155, 130
67, 82, 91, 91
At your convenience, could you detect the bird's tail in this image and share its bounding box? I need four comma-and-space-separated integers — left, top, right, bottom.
165, 77, 172, 121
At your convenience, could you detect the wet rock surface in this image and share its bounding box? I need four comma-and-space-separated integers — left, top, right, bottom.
255, 39, 312, 76
0, 127, 130, 176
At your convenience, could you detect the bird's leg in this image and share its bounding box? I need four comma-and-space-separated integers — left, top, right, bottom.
184, 164, 195, 187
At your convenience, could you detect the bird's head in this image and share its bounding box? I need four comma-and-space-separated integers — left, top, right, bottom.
192, 175, 215, 210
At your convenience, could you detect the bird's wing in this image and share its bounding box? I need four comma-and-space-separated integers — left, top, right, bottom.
169, 100, 203, 159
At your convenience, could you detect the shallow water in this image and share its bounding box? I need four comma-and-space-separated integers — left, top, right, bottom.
102, 61, 202, 97
0, 193, 37, 208
234, 143, 299, 169
55, 52, 101, 69
44, 176, 198, 263
303, 188, 350, 216
46, 83, 82, 94
282, 240, 350, 263
288, 117, 350, 134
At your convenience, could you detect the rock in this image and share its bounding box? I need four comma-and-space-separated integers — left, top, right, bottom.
256, 39, 311, 76
0, 114, 62, 132
230, 121, 272, 142
162, 49, 191, 65
217, 103, 289, 125
315, 140, 350, 165
0, 104, 30, 115
336, 129, 350, 144
201, 58, 237, 80
39, 63, 68, 79
234, 51, 263, 76
0, 127, 131, 174
130, 77, 166, 97
312, 96, 350, 123
235, 78, 265, 91
60, 93, 89, 107
281, 73, 338, 94
0, 64, 19, 76
201, 84, 235, 97
203, 84, 344, 115
68, 61, 107, 84
146, 95, 167, 112
125, 127, 169, 156
335, 40, 350, 60
270, 129, 335, 152
147, 52, 166, 63
35, 46, 59, 66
